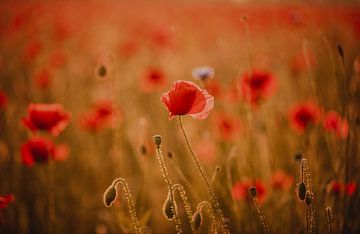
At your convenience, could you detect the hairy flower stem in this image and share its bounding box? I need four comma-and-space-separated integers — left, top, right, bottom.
172, 184, 194, 231
178, 116, 229, 233
113, 178, 141, 234
251, 196, 270, 234
197, 201, 217, 233
155, 143, 183, 233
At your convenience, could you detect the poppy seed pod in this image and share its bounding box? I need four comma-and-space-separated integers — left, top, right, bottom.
249, 186, 257, 198
103, 185, 117, 207
298, 182, 306, 201
153, 135, 162, 147
305, 191, 313, 205
192, 211, 203, 231
98, 65, 106, 77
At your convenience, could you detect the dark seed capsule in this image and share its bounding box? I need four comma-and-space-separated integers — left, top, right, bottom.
298, 182, 306, 201
167, 151, 173, 158
294, 152, 303, 162
140, 145, 147, 155
103, 185, 117, 207
192, 211, 202, 231
153, 135, 162, 147
249, 186, 257, 198
98, 65, 107, 77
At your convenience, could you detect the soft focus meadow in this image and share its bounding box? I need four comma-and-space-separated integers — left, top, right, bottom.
1, 1, 360, 233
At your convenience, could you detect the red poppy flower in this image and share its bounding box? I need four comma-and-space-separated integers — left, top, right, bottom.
232, 179, 267, 203
22, 39, 42, 63
47, 49, 67, 70
214, 112, 240, 141
139, 67, 167, 93
119, 39, 138, 58
34, 67, 52, 89
0, 91, 8, 109
22, 103, 71, 137
161, 80, 214, 119
78, 100, 121, 132
0, 194, 15, 209
21, 137, 69, 166
288, 101, 320, 133
271, 170, 293, 190
346, 182, 357, 196
240, 70, 276, 106
323, 111, 349, 139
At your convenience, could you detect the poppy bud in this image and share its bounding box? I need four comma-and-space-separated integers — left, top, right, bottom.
98, 65, 107, 77
249, 186, 257, 198
103, 185, 117, 207
153, 135, 162, 147
298, 182, 306, 201
162, 196, 176, 220
192, 211, 203, 231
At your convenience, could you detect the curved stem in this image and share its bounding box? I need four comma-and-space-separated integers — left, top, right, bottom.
113, 178, 141, 234
155, 145, 183, 233
178, 116, 229, 233
172, 184, 194, 231
197, 201, 217, 233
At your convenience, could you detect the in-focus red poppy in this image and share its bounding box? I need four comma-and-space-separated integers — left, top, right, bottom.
21, 137, 69, 166
288, 101, 321, 133
139, 67, 167, 93
240, 70, 276, 106
271, 170, 293, 190
0, 194, 15, 209
0, 91, 8, 109
323, 111, 349, 139
78, 100, 121, 132
22, 103, 71, 137
232, 179, 267, 203
213, 111, 240, 141
161, 80, 214, 119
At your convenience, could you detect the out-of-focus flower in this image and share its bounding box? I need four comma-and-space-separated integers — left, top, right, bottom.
47, 49, 67, 70
213, 111, 240, 141
290, 49, 317, 75
22, 39, 43, 63
79, 100, 121, 132
139, 67, 167, 93
161, 80, 214, 119
323, 111, 349, 139
119, 39, 138, 58
346, 182, 357, 196
0, 194, 15, 209
271, 170, 293, 190
232, 179, 267, 203
191, 66, 215, 81
330, 181, 342, 195
21, 137, 70, 166
0, 91, 8, 109
22, 103, 71, 137
240, 70, 276, 106
33, 67, 52, 89
288, 101, 320, 133
194, 133, 216, 164
205, 79, 222, 98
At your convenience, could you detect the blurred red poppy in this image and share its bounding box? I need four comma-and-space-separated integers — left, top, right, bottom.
22, 39, 43, 63
0, 194, 15, 209
214, 111, 240, 141
21, 137, 69, 166
78, 100, 121, 132
323, 111, 348, 139
139, 67, 167, 93
34, 67, 52, 89
22, 103, 71, 137
0, 91, 8, 109
271, 170, 293, 190
161, 80, 214, 119
206, 79, 222, 98
232, 179, 267, 203
289, 101, 320, 133
346, 182, 357, 196
240, 70, 276, 106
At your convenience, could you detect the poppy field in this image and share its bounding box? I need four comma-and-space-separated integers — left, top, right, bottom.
1, 1, 360, 234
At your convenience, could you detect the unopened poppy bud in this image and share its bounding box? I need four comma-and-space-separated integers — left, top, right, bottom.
192, 211, 202, 231
249, 186, 257, 198
140, 145, 147, 155
162, 196, 176, 220
103, 185, 117, 207
153, 135, 162, 147
298, 182, 306, 201
98, 65, 107, 77
294, 152, 303, 162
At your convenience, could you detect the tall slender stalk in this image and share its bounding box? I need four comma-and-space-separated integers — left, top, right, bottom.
178, 116, 229, 233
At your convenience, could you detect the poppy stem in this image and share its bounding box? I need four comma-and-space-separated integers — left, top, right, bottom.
113, 178, 141, 234
178, 116, 230, 233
